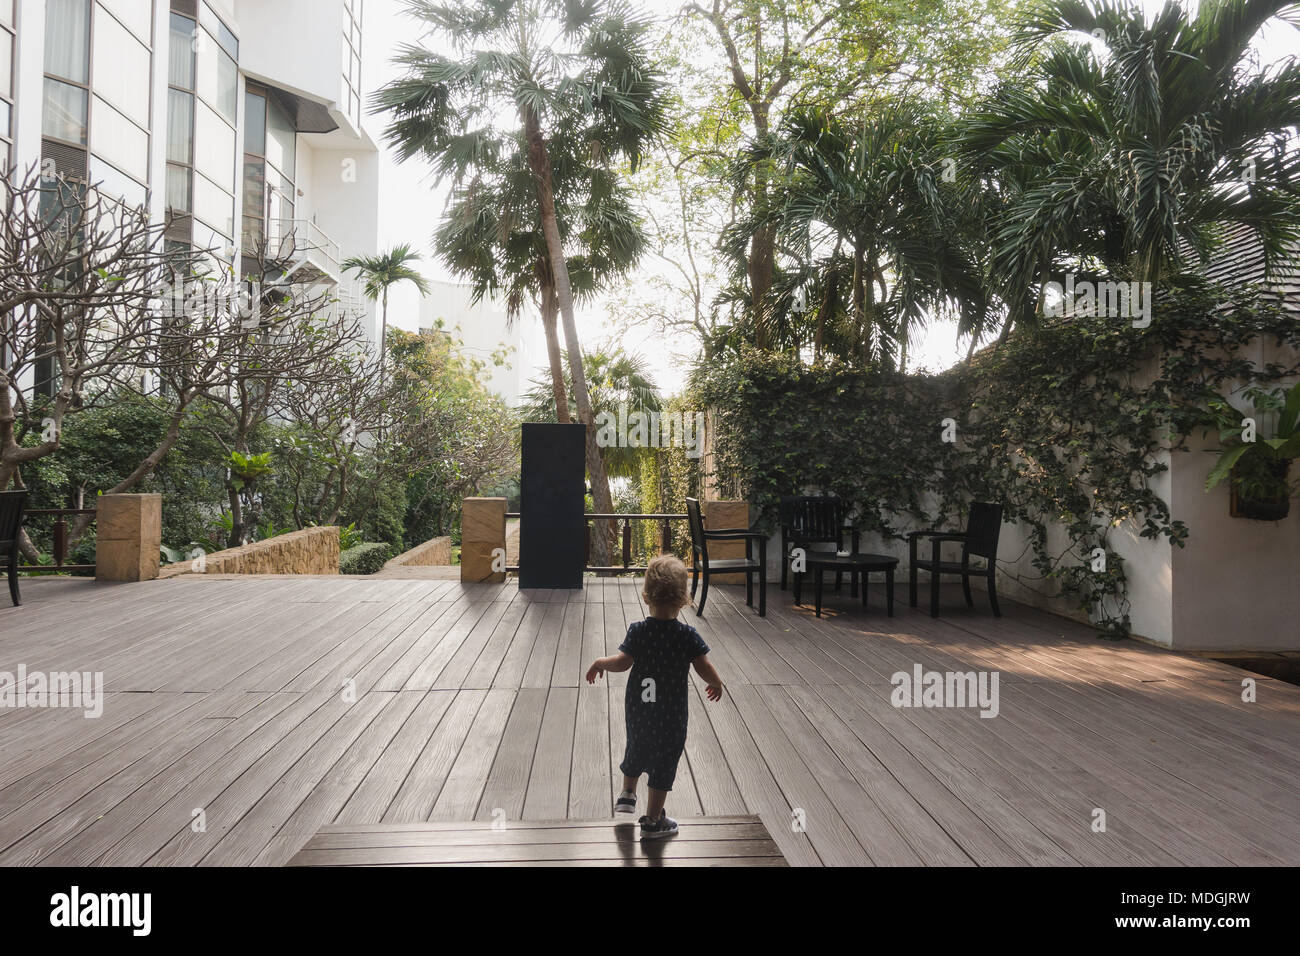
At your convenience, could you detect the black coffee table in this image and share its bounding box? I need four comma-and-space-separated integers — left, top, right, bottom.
794, 553, 899, 618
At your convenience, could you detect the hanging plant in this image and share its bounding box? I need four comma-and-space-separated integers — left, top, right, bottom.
1204, 381, 1300, 521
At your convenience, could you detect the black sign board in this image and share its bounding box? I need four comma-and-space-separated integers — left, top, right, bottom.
519, 422, 586, 589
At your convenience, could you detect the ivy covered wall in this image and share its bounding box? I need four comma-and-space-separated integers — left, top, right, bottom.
689, 282, 1300, 639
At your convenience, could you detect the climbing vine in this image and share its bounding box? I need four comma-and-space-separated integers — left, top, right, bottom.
691, 280, 1300, 636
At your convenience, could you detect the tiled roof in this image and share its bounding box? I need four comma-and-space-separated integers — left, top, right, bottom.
1181, 222, 1300, 317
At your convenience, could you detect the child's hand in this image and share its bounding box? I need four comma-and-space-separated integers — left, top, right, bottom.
706, 682, 724, 702
585, 661, 606, 684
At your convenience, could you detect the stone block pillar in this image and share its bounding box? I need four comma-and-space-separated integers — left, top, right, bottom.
461, 497, 507, 583
703, 500, 751, 584
96, 494, 162, 582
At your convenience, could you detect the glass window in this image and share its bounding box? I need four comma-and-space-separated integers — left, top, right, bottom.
167, 89, 193, 163
194, 220, 232, 261
242, 155, 265, 217
194, 170, 233, 240
92, 5, 151, 127
199, 1, 235, 54
194, 100, 234, 192
166, 163, 191, 212
91, 95, 148, 181
244, 89, 266, 154
268, 173, 292, 223
216, 21, 238, 59
99, 0, 153, 42
241, 213, 263, 250
90, 156, 146, 208
196, 29, 237, 124
169, 13, 196, 90
0, 0, 13, 28
0, 32, 11, 100
44, 0, 90, 84
43, 79, 88, 144
265, 96, 295, 179
0, 100, 10, 139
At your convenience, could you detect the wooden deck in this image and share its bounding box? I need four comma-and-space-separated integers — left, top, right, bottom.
1, 573, 1298, 867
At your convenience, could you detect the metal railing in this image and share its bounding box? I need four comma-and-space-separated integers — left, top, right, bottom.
19, 508, 97, 574
505, 513, 688, 574
265, 218, 341, 284
331, 280, 367, 321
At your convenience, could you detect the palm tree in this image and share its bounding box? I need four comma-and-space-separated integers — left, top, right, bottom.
375, 0, 667, 564
960, 0, 1300, 339
341, 243, 431, 387
434, 128, 645, 426
729, 101, 987, 367
520, 344, 662, 480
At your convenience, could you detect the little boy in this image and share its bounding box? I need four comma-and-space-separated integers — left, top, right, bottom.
585, 554, 725, 839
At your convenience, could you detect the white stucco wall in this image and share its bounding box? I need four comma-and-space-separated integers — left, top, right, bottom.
235, 0, 348, 123
1166, 336, 1300, 651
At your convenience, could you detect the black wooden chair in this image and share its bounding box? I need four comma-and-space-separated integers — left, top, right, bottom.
907, 502, 1003, 618
685, 497, 766, 617
779, 495, 859, 591
1, 490, 29, 607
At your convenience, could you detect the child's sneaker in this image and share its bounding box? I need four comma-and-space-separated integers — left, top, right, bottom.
639, 810, 679, 840
614, 790, 637, 814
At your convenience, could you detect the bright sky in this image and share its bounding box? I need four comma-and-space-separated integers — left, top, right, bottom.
363, 0, 1300, 394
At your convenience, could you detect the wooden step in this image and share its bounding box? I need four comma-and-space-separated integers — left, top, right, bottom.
287, 815, 789, 867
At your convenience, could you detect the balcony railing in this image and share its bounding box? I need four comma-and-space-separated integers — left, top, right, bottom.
264, 218, 341, 286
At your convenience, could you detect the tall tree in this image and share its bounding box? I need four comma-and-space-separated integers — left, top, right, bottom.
681, 0, 1017, 349
729, 100, 988, 366
341, 243, 431, 388
376, 0, 667, 563
434, 129, 645, 426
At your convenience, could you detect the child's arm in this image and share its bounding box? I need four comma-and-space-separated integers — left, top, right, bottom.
692, 654, 725, 701
586, 652, 633, 683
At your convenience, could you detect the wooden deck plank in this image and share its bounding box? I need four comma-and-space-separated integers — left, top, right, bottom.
523, 687, 577, 821
251, 690, 427, 866
380, 689, 485, 823
475, 687, 548, 821
428, 688, 515, 821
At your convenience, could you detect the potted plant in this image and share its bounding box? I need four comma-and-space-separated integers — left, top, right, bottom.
1203, 381, 1300, 520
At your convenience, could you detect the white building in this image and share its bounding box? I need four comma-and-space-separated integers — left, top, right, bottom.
3, 0, 379, 339
418, 278, 529, 406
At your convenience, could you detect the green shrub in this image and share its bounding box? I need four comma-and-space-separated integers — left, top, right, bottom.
339, 542, 393, 575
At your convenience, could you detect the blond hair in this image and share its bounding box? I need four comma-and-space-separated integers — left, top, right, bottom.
643, 553, 691, 610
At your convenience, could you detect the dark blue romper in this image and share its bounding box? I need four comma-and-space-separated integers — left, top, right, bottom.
618, 617, 710, 791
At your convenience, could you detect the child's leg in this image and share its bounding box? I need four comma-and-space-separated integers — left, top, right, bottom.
646, 787, 668, 821
622, 774, 639, 793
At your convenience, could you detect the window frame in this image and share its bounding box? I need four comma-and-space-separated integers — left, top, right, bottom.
167, 3, 239, 252
41, 0, 155, 203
